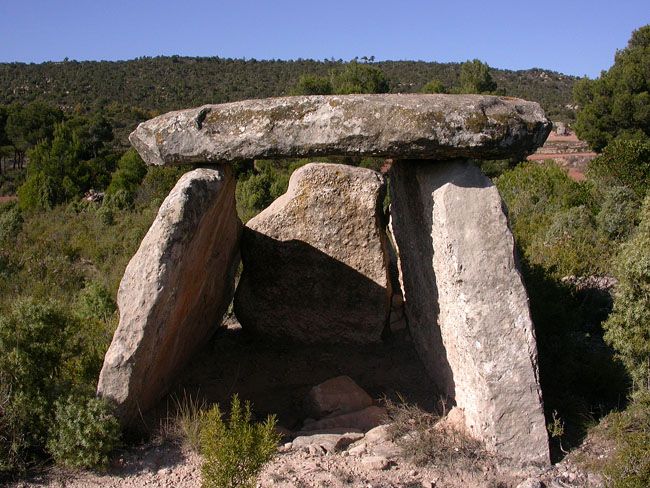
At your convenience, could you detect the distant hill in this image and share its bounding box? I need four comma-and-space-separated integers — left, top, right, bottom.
0, 56, 577, 122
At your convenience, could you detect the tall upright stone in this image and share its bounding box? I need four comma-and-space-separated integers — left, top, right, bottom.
234, 163, 391, 343
390, 160, 548, 464
97, 167, 241, 426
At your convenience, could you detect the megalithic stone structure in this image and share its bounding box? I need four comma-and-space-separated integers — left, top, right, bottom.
99, 94, 552, 465
389, 159, 549, 464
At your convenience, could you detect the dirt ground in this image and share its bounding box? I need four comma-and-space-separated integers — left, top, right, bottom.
7, 426, 606, 488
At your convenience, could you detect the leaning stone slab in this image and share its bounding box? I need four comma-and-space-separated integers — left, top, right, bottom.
97, 167, 241, 426
234, 163, 391, 343
129, 94, 551, 166
389, 160, 549, 465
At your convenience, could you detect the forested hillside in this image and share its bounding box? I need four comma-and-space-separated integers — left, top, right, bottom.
0, 57, 577, 124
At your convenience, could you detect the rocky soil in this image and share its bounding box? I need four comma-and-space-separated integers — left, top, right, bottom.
8, 425, 606, 488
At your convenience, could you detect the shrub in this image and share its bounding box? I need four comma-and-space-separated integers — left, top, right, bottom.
291, 74, 332, 95
200, 395, 279, 488
421, 79, 447, 94
603, 195, 650, 392
602, 393, 650, 488
0, 203, 23, 245
46, 395, 120, 470
330, 61, 390, 94
596, 186, 641, 240
588, 137, 650, 198
75, 281, 116, 322
0, 299, 75, 472
106, 149, 147, 201
0, 297, 112, 473
531, 205, 612, 276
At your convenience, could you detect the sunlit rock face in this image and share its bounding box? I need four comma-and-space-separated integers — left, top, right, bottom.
97, 167, 241, 427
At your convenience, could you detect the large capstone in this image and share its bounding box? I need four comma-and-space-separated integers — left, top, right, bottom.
389, 160, 548, 464
97, 167, 241, 426
234, 163, 391, 343
129, 94, 551, 166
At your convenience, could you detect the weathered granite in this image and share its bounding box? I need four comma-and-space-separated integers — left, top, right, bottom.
97, 167, 241, 426
129, 94, 551, 166
389, 159, 549, 465
234, 163, 391, 343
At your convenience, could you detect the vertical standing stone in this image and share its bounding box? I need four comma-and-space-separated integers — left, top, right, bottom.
97, 167, 241, 426
234, 163, 391, 343
390, 160, 549, 464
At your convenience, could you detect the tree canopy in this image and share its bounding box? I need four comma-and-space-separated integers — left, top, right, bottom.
574, 24, 650, 151
459, 59, 498, 94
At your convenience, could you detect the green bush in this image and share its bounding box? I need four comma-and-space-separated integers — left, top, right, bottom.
596, 186, 640, 240
531, 205, 612, 276
291, 74, 332, 95
330, 61, 390, 94
603, 195, 650, 391
106, 149, 147, 201
421, 79, 447, 94
200, 395, 279, 488
496, 162, 609, 276
0, 203, 23, 245
602, 393, 650, 488
0, 297, 113, 474
0, 299, 76, 472
46, 395, 120, 470
588, 137, 650, 198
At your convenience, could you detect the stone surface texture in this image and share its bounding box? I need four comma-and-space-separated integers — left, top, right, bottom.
389, 160, 549, 465
234, 163, 391, 343
97, 167, 241, 426
129, 94, 551, 166
305, 376, 374, 419
301, 406, 387, 433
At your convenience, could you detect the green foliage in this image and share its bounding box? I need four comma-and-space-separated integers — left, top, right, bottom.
574, 25, 650, 151
0, 202, 23, 245
17, 120, 117, 210
602, 393, 650, 488
421, 79, 447, 94
134, 165, 191, 209
596, 186, 640, 240
588, 137, 650, 198
235, 161, 303, 222
75, 281, 116, 322
46, 395, 120, 470
200, 395, 279, 488
291, 74, 332, 95
497, 162, 613, 276
330, 61, 390, 94
0, 299, 80, 472
603, 195, 650, 391
531, 205, 611, 276
5, 101, 64, 156
106, 148, 147, 200
458, 59, 497, 94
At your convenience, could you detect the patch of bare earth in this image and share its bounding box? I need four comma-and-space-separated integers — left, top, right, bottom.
527, 131, 597, 182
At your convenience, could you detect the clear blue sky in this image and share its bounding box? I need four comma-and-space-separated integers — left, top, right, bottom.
0, 0, 647, 78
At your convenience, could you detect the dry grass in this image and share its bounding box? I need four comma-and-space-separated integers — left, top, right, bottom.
384, 396, 488, 470
156, 392, 207, 452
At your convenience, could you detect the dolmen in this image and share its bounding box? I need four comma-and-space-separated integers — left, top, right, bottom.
98, 94, 552, 465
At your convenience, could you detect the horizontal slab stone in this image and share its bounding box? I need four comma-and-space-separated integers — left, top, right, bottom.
130, 94, 551, 165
